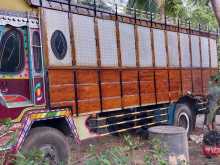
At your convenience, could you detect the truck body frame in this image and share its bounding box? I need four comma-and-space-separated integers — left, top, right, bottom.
0, 0, 218, 162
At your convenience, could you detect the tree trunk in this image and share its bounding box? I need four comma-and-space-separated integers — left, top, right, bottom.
154, 0, 165, 21
211, 0, 220, 25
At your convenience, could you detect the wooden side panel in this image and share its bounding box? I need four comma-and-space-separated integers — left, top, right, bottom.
169, 69, 182, 101
139, 69, 156, 105
122, 70, 139, 108
155, 70, 169, 103
48, 69, 75, 108
181, 70, 192, 95
76, 70, 100, 113
202, 69, 210, 95
100, 70, 121, 110
192, 69, 203, 95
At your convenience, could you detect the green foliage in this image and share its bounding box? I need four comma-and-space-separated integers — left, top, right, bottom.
85, 144, 129, 165
13, 149, 49, 165
144, 138, 168, 165
0, 119, 48, 165
123, 134, 140, 150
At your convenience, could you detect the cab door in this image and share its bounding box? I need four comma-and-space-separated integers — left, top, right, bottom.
0, 25, 32, 117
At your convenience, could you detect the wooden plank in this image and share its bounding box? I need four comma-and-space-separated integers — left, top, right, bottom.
48, 69, 75, 108
100, 70, 120, 82
48, 69, 74, 85
100, 70, 122, 110
181, 70, 192, 95
76, 70, 98, 84
77, 85, 100, 100
155, 70, 169, 103
122, 95, 139, 108
78, 99, 101, 113
122, 70, 139, 107
192, 69, 203, 95
169, 69, 181, 101
50, 85, 75, 103
139, 69, 156, 105
102, 97, 121, 110
202, 69, 210, 95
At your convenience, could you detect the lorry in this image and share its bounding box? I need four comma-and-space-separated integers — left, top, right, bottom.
0, 0, 218, 164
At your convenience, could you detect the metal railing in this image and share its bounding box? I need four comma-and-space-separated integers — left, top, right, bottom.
33, 0, 219, 35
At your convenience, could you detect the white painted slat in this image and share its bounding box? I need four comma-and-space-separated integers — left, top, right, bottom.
210, 39, 218, 68
167, 31, 179, 67
98, 19, 118, 67
119, 23, 136, 67
201, 37, 209, 67
72, 14, 97, 66
153, 29, 167, 67
191, 35, 201, 67
43, 9, 72, 66
137, 26, 152, 67
180, 33, 190, 67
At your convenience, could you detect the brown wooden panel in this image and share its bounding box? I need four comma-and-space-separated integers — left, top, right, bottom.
78, 99, 100, 113
121, 70, 139, 107
122, 70, 138, 81
123, 82, 138, 95
101, 83, 121, 97
50, 85, 75, 103
139, 69, 156, 105
181, 70, 192, 95
77, 70, 98, 84
202, 69, 211, 95
155, 70, 169, 103
77, 85, 100, 100
192, 69, 203, 95
100, 70, 120, 82
48, 69, 74, 85
48, 69, 75, 109
122, 95, 139, 107
101, 70, 122, 111
141, 94, 156, 105
169, 70, 182, 101
157, 93, 169, 103
102, 97, 121, 110
139, 70, 154, 81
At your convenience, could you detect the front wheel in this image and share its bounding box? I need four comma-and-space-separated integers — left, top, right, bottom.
174, 104, 194, 135
22, 127, 70, 165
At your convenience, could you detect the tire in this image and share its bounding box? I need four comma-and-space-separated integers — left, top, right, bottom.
22, 127, 70, 165
174, 104, 194, 135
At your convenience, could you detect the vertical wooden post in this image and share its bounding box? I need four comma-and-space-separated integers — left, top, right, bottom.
115, 5, 123, 110
134, 24, 142, 107
199, 36, 204, 95
94, 15, 103, 112
164, 31, 171, 102
177, 32, 183, 96
69, 14, 79, 115
150, 29, 157, 104
69, 14, 76, 66
189, 35, 194, 94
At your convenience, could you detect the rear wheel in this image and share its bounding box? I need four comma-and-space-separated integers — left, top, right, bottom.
22, 127, 70, 165
174, 104, 194, 135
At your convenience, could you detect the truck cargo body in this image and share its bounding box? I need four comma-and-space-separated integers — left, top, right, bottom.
0, 0, 218, 163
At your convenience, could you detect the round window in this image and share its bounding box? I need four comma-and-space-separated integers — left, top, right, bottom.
51, 30, 67, 60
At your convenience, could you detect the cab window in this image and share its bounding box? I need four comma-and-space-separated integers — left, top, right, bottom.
0, 29, 24, 73
32, 31, 42, 73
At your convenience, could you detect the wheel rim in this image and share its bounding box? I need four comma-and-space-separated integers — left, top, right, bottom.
40, 144, 59, 165
178, 112, 190, 133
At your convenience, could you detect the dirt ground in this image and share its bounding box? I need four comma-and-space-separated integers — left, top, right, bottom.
69, 115, 220, 165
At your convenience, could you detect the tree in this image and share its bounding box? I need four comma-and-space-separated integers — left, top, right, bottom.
210, 0, 220, 25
